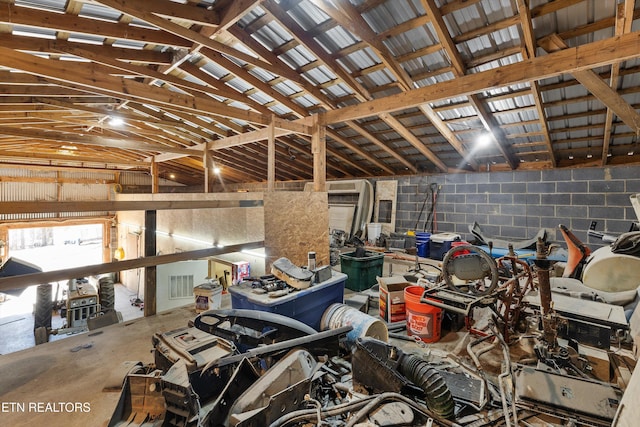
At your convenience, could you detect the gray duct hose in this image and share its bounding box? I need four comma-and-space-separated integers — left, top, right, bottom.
398, 354, 456, 420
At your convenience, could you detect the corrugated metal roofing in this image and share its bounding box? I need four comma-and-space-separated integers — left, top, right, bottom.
0, 0, 637, 185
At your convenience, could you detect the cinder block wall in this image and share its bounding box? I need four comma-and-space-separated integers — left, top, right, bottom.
391, 165, 640, 248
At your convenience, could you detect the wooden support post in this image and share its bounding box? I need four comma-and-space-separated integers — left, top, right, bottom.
204, 141, 212, 193
143, 210, 157, 317
102, 220, 111, 263
267, 115, 276, 192
151, 157, 159, 194
311, 112, 326, 192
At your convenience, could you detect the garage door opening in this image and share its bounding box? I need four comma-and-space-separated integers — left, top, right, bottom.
8, 223, 103, 271
0, 223, 141, 354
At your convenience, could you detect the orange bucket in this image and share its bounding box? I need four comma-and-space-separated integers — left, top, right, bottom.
404, 286, 442, 343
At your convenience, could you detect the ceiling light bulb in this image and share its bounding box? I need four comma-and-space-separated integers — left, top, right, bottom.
109, 117, 124, 126
477, 133, 492, 147
213, 167, 221, 174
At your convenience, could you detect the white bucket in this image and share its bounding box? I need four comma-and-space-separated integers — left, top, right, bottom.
320, 303, 388, 349
367, 223, 382, 244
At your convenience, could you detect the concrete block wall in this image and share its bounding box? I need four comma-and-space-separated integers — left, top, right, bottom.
391, 165, 640, 248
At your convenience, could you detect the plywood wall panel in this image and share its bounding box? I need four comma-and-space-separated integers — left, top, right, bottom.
264, 191, 329, 269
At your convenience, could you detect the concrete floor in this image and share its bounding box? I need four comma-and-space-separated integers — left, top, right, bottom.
0, 283, 144, 355
0, 300, 202, 427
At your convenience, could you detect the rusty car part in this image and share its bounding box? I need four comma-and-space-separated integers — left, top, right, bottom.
513, 364, 623, 426
351, 337, 455, 420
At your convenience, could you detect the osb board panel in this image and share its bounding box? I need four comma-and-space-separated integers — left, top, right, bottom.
264, 191, 329, 269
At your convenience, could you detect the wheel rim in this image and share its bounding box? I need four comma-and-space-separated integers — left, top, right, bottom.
442, 245, 499, 295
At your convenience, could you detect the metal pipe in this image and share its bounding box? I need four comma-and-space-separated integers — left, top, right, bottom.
534, 237, 558, 347
536, 238, 552, 315
489, 322, 518, 427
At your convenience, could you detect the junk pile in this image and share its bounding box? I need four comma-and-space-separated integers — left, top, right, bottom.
106, 234, 638, 427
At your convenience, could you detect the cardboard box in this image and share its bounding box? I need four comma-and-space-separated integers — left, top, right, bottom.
378, 276, 412, 323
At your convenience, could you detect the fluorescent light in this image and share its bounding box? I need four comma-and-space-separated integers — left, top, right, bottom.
242, 249, 266, 258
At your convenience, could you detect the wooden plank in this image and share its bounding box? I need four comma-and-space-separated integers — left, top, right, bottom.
0, 241, 265, 293
0, 199, 264, 214
322, 31, 640, 124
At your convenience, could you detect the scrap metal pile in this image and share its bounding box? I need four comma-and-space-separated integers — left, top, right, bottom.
107, 235, 637, 427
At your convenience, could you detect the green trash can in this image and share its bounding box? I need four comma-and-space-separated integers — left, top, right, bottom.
339, 251, 385, 291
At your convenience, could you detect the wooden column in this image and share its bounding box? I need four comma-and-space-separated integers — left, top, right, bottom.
102, 220, 111, 263
204, 141, 212, 193
311, 112, 326, 192
267, 115, 276, 191
150, 157, 159, 194
143, 210, 157, 317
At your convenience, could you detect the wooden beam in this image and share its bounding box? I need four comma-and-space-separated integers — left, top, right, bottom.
216, 0, 262, 32
94, 0, 280, 76
0, 34, 173, 64
418, 103, 477, 169
420, 0, 517, 169
0, 4, 189, 48
380, 112, 448, 172
539, 34, 640, 133
144, 209, 157, 316
209, 127, 293, 150
0, 200, 264, 214
603, 0, 636, 166
204, 141, 212, 193
0, 241, 265, 293
267, 116, 276, 191
0, 46, 269, 125
0, 126, 201, 156
322, 31, 640, 124
312, 113, 326, 192
151, 158, 159, 194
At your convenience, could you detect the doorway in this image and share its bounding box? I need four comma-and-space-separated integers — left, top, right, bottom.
0, 223, 112, 354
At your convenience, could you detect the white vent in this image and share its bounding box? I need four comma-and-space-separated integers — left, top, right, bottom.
169, 275, 194, 299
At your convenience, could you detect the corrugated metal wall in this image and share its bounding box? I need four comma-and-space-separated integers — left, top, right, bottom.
0, 169, 117, 221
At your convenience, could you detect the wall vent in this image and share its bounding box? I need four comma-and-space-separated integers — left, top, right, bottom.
169, 274, 194, 299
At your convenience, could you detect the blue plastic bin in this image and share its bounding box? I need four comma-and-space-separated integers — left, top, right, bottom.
229, 271, 346, 331
415, 232, 431, 258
